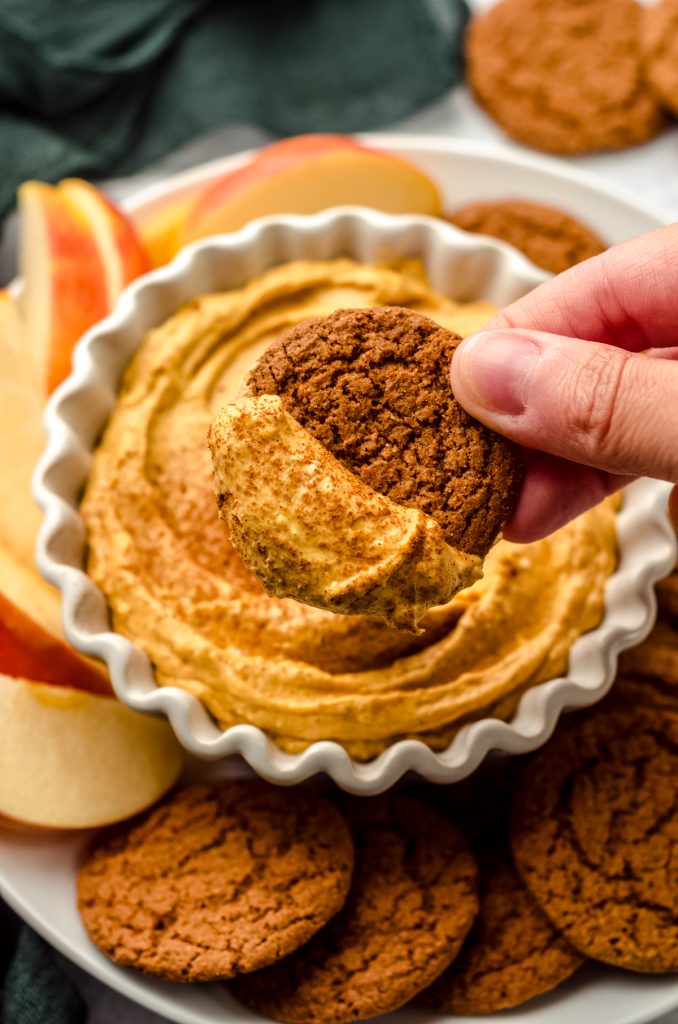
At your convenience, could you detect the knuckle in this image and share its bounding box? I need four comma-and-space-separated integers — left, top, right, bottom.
560, 347, 630, 459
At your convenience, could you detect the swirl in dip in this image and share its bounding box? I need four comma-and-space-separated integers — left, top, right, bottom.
82, 259, 617, 759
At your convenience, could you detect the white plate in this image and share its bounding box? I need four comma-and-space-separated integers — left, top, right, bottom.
5, 135, 678, 1024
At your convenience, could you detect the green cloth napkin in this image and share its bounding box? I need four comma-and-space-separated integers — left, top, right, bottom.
0, 0, 469, 217
1, 925, 86, 1024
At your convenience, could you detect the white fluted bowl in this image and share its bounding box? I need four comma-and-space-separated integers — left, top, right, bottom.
33, 207, 676, 794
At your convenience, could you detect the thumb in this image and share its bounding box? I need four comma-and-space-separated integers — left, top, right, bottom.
451, 329, 678, 482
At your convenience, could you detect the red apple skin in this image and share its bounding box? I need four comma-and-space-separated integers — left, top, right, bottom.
183, 134, 362, 241
44, 193, 110, 393
195, 134, 362, 208
0, 592, 111, 695
20, 183, 110, 395
183, 133, 442, 243
60, 179, 152, 291
20, 180, 153, 396
92, 187, 152, 285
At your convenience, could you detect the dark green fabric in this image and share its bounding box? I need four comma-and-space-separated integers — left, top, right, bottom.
0, 0, 469, 216
1, 926, 86, 1024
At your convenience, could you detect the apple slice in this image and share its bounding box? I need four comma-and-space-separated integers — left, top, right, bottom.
19, 179, 152, 395
0, 291, 46, 566
140, 137, 361, 264
183, 134, 442, 243
0, 675, 182, 829
19, 181, 110, 394
0, 591, 110, 696
59, 179, 151, 295
0, 541, 110, 695
138, 196, 196, 267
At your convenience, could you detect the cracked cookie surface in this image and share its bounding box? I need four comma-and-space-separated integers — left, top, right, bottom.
420, 849, 582, 1012
510, 701, 678, 971
449, 200, 606, 275
466, 0, 664, 154
77, 781, 354, 982
420, 761, 582, 1012
246, 305, 521, 557
230, 794, 479, 1023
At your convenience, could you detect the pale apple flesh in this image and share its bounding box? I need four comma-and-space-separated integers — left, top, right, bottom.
0, 291, 45, 566
183, 134, 442, 243
0, 675, 183, 829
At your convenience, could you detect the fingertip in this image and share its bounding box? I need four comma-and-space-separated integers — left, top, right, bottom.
449, 333, 482, 402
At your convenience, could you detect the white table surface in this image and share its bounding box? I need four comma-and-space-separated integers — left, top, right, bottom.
6, 0, 678, 1018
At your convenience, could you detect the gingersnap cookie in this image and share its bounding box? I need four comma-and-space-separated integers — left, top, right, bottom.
420, 850, 583, 1013
245, 306, 521, 558
642, 0, 678, 117
230, 794, 478, 1024
77, 781, 354, 982
448, 200, 606, 275
619, 619, 678, 692
466, 0, 664, 155
616, 672, 678, 717
419, 764, 582, 1013
657, 568, 678, 621
511, 701, 678, 972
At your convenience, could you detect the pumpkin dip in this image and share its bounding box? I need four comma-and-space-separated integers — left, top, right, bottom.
82, 259, 617, 759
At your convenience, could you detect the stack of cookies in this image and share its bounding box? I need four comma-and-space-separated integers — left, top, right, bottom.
465, 0, 678, 157
441, 0, 678, 280
77, 783, 481, 1021
77, 656, 678, 1022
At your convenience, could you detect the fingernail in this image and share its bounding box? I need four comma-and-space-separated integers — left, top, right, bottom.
453, 332, 542, 416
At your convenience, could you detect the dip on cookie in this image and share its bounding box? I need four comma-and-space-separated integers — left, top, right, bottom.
82, 258, 617, 759
209, 306, 520, 631
209, 391, 483, 632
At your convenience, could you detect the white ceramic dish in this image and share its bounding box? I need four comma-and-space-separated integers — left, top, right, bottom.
34, 202, 676, 794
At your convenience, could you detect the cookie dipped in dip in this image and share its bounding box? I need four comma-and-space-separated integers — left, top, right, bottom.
209, 306, 522, 631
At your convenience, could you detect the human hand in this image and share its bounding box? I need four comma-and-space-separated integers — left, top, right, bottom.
451, 223, 678, 542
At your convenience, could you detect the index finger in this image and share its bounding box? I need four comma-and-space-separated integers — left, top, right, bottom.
503, 449, 630, 543
491, 223, 678, 352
